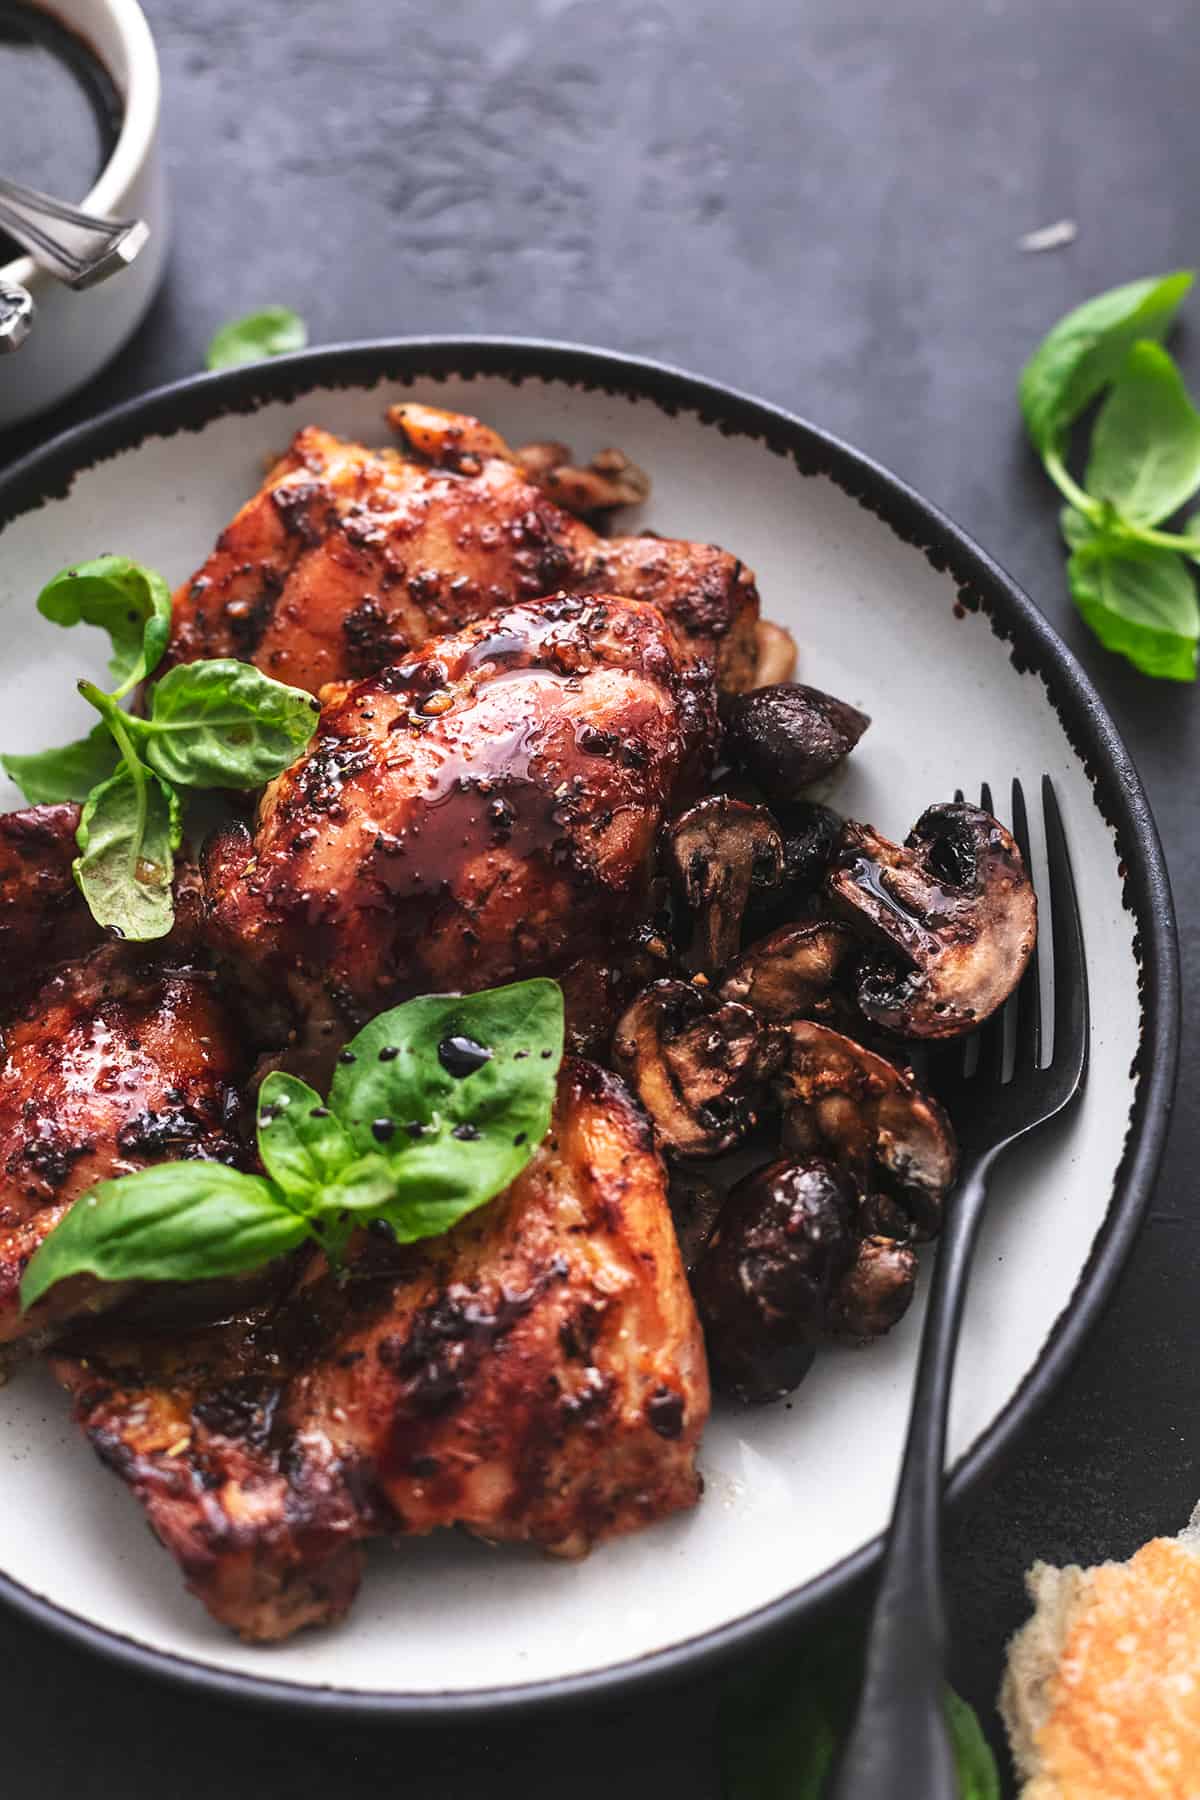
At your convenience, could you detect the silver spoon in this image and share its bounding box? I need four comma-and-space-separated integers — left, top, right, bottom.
0, 277, 34, 354
0, 174, 148, 291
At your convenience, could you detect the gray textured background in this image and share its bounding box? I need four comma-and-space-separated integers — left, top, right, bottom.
2, 1, 1197, 1792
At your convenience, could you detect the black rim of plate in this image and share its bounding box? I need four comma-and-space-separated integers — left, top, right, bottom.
0, 338, 1181, 1720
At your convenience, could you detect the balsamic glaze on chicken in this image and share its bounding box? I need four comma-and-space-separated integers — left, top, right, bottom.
161, 407, 760, 695
203, 593, 714, 1031
54, 1061, 708, 1641
0, 948, 250, 1353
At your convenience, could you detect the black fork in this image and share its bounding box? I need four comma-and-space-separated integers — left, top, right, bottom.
826, 776, 1089, 1800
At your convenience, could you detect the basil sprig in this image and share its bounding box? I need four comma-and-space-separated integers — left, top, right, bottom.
1021, 271, 1200, 679
2, 556, 320, 940
20, 979, 565, 1311
34, 554, 173, 699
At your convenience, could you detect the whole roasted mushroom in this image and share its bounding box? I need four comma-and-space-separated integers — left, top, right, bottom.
775, 1020, 957, 1240
720, 919, 856, 1023
826, 803, 1036, 1038
826, 1235, 918, 1341
725, 683, 870, 805
612, 978, 781, 1158
693, 1157, 857, 1403
742, 802, 844, 941
666, 796, 784, 975
668, 1172, 725, 1276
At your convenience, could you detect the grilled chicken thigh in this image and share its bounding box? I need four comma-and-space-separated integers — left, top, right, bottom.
204, 593, 713, 1028
54, 1059, 709, 1642
162, 405, 759, 694
0, 947, 249, 1352
0, 803, 100, 1002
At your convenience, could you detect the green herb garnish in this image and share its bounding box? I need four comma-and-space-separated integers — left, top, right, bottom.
720, 1624, 1000, 1799
206, 306, 307, 370
20, 980, 564, 1310
1021, 270, 1200, 679
1, 556, 320, 940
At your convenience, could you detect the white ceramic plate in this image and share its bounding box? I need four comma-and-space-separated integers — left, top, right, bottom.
0, 342, 1178, 1716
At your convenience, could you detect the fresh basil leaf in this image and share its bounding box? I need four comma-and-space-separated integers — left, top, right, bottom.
1068, 539, 1199, 680
20, 1163, 308, 1311
328, 978, 564, 1242
1085, 340, 1200, 525
322, 1153, 400, 1213
945, 1687, 1002, 1799
1019, 271, 1193, 454
73, 760, 182, 939
206, 306, 307, 371
1, 722, 120, 805
132, 659, 320, 789
37, 555, 172, 697
1059, 504, 1096, 551
257, 1072, 356, 1203
719, 1627, 999, 1800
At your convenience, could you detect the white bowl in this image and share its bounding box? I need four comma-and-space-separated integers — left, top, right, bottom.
0, 0, 167, 429
0, 342, 1178, 1717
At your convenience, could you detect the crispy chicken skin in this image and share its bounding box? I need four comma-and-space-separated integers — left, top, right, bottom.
162, 406, 759, 694
203, 593, 715, 1024
0, 947, 249, 1352
0, 804, 101, 1000
53, 1059, 709, 1642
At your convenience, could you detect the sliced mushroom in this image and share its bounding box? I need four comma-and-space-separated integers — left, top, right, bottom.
693, 1157, 857, 1403
775, 1020, 957, 1240
725, 683, 870, 804
612, 979, 781, 1158
513, 441, 651, 515
826, 803, 1037, 1038
752, 619, 799, 687
666, 796, 784, 975
826, 1235, 918, 1341
720, 920, 856, 1022
744, 801, 844, 939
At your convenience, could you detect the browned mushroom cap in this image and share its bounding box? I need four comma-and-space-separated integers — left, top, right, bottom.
612, 979, 782, 1158
743, 801, 844, 940
720, 919, 856, 1022
693, 1157, 857, 1403
725, 683, 870, 805
668, 1172, 725, 1276
666, 796, 784, 975
826, 803, 1037, 1039
826, 1235, 918, 1341
513, 441, 651, 515
752, 620, 799, 687
775, 1020, 957, 1240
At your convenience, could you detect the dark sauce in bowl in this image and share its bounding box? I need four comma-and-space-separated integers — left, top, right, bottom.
0, 0, 122, 266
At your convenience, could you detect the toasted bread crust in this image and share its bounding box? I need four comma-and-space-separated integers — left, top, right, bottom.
1001, 1526, 1200, 1797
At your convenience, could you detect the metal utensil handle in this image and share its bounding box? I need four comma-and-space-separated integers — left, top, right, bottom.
825, 1154, 996, 1800
0, 175, 148, 291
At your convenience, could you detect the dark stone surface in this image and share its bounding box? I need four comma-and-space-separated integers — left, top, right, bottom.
2, 0, 1196, 1792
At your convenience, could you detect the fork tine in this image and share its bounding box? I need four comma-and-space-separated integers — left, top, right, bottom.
978, 781, 1013, 1076
1009, 778, 1042, 1069
976, 999, 1008, 1085
953, 787, 965, 804
1042, 776, 1089, 1087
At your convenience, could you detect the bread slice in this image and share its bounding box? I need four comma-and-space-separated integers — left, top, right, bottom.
1000, 1504, 1200, 1795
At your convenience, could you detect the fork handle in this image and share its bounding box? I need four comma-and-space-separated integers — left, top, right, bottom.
825, 1153, 996, 1800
